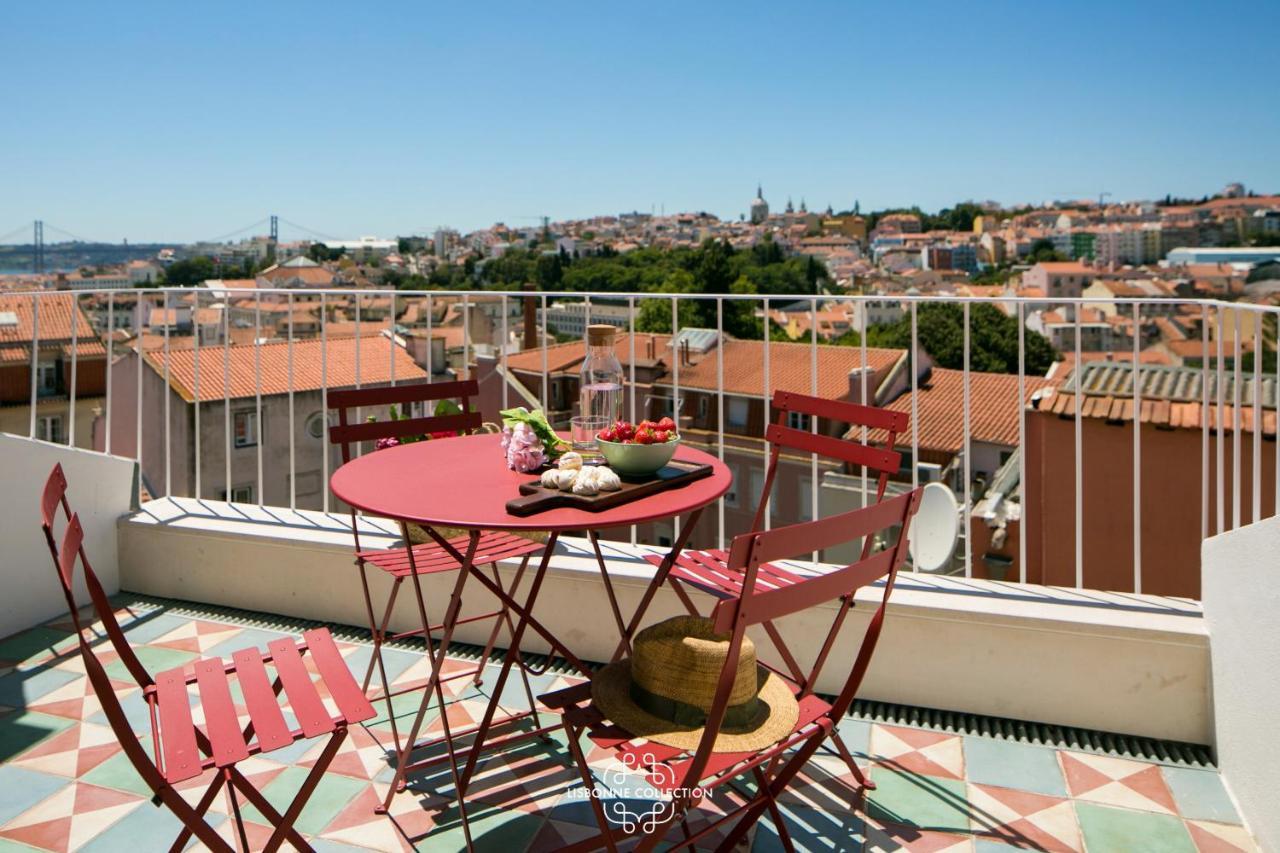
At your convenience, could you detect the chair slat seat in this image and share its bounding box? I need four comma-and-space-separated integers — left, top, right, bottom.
646, 549, 813, 599
154, 629, 375, 784
357, 530, 544, 577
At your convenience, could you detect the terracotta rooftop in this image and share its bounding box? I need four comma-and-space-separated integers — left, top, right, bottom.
0, 294, 98, 356
142, 333, 427, 403
655, 339, 905, 400
505, 334, 672, 375
1046, 362, 1277, 435
867, 368, 1058, 455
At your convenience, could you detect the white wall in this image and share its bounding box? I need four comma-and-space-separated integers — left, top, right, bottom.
120, 497, 1211, 743
1203, 516, 1280, 852
0, 434, 137, 637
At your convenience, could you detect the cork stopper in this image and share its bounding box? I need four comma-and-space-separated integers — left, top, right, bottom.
587, 324, 616, 346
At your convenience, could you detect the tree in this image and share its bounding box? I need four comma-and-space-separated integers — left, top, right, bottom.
160, 256, 217, 286
837, 303, 1057, 375
1027, 239, 1065, 263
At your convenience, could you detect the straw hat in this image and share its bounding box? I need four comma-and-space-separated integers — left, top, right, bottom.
592, 616, 798, 753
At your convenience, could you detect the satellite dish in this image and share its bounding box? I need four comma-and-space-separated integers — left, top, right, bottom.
909, 482, 960, 572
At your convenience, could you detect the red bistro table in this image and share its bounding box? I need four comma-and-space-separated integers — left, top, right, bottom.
329, 432, 731, 803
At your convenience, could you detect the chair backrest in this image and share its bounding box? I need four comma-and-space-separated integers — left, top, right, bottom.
40, 464, 154, 691
716, 486, 923, 718
326, 378, 484, 464
40, 465, 168, 796
750, 390, 907, 533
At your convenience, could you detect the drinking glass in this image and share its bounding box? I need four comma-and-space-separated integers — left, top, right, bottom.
570, 415, 609, 453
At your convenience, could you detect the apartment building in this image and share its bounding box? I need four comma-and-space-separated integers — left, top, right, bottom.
95, 333, 427, 508
0, 294, 105, 447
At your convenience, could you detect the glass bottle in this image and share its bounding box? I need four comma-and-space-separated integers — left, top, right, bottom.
580, 324, 624, 425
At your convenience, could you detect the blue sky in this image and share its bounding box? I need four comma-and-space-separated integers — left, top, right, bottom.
3, 0, 1277, 243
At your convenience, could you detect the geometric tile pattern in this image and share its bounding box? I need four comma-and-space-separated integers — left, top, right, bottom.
0, 599, 1259, 851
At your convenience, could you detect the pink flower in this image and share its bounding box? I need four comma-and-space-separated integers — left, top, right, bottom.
504, 423, 546, 472
375, 437, 400, 451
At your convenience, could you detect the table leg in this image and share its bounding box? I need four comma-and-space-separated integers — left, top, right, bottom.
377, 528, 480, 822
457, 531, 560, 794
608, 506, 703, 663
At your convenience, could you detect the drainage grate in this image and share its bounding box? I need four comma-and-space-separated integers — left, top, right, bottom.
114, 593, 1217, 770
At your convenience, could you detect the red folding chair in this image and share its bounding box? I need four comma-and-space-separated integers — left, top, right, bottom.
327, 378, 546, 836
633, 390, 907, 785
39, 463, 376, 852
543, 484, 924, 853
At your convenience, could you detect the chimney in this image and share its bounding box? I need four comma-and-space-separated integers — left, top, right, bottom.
647, 336, 655, 360
522, 282, 537, 350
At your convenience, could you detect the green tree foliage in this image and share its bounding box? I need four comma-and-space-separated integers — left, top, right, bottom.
160, 256, 217, 286
836, 303, 1057, 375
1027, 239, 1066, 263
308, 243, 345, 263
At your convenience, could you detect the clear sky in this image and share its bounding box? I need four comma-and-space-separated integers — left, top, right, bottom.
3, 0, 1277, 244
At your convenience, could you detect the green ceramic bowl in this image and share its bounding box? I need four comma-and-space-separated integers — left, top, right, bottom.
596, 436, 681, 477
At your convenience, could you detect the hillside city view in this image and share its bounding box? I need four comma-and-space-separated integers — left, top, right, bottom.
1, 3, 1277, 852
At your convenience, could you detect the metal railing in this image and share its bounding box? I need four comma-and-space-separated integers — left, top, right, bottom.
10, 285, 1278, 598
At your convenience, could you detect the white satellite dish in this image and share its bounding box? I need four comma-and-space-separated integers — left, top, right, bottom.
909, 482, 960, 572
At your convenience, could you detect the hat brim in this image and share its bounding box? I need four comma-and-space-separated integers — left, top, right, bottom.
591, 659, 800, 753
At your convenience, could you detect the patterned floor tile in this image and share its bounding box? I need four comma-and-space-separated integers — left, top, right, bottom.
0, 600, 1255, 853
0, 782, 145, 853
966, 784, 1080, 852
1075, 801, 1194, 852
753, 802, 865, 851
864, 767, 971, 834
1060, 750, 1179, 815
241, 765, 368, 836
0, 712, 77, 764
863, 816, 974, 851
0, 768, 69, 828
1162, 765, 1242, 824
871, 724, 965, 781
1184, 819, 1259, 852
964, 737, 1067, 798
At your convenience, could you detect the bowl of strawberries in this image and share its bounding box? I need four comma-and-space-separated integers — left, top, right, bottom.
594, 417, 680, 477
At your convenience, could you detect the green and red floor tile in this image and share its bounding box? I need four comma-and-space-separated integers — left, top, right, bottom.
0, 601, 1259, 851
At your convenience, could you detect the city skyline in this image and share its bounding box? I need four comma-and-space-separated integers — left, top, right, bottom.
3, 0, 1278, 242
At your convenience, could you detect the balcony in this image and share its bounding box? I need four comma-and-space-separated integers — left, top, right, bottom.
0, 286, 1276, 851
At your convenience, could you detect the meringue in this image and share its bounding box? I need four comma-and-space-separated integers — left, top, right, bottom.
557, 451, 584, 471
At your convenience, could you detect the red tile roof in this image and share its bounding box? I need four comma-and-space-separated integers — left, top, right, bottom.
0, 293, 101, 362
505, 334, 672, 374
658, 339, 905, 400
142, 333, 427, 403
869, 368, 1058, 455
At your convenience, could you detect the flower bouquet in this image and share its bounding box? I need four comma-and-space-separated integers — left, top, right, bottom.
498, 406, 569, 473
368, 399, 464, 449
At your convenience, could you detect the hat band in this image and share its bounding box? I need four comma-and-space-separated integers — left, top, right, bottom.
629, 680, 761, 730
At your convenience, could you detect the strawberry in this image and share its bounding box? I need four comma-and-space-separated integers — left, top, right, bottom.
635, 429, 656, 445
653, 429, 669, 443
657, 416, 676, 432
597, 428, 613, 442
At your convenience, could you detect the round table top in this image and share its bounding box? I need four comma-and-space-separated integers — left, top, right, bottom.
329, 432, 732, 531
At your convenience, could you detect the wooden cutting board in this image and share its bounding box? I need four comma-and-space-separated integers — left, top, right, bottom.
504, 460, 714, 517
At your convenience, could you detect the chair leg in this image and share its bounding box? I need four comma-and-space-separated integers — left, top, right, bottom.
261, 727, 346, 853
166, 771, 230, 853
829, 729, 875, 792
752, 766, 795, 853
561, 717, 620, 853
158, 782, 237, 853
223, 768, 251, 853
361, 569, 406, 756
227, 766, 312, 851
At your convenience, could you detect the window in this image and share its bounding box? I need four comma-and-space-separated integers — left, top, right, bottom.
723, 466, 739, 508
234, 411, 258, 448
305, 411, 327, 440
727, 398, 749, 429
750, 468, 767, 507
221, 485, 254, 503
698, 395, 709, 419
787, 411, 812, 431
37, 362, 57, 396
37, 415, 63, 444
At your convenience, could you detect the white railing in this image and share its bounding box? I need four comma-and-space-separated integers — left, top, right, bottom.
10, 285, 1278, 597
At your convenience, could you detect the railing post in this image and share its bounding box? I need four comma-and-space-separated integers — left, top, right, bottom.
1017, 300, 1026, 584
962, 300, 971, 579
1132, 302, 1142, 594
27, 293, 38, 439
